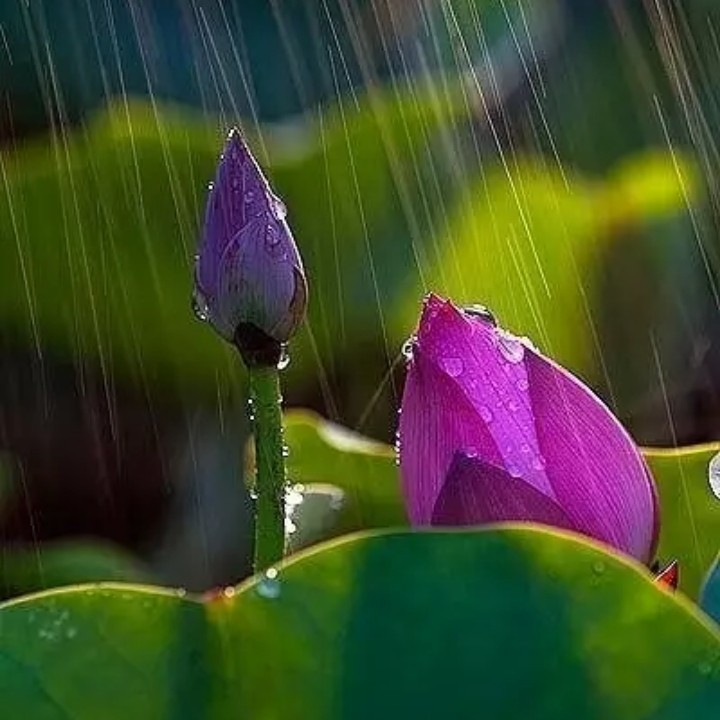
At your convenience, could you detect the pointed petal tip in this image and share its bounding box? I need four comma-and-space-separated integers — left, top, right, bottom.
225, 126, 245, 147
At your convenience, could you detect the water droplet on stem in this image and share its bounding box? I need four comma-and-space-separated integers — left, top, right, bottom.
277, 346, 290, 370
256, 568, 281, 599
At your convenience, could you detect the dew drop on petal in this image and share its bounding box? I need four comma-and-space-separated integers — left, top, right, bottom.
401, 336, 417, 363
479, 405, 494, 423
257, 568, 281, 599
516, 377, 529, 391
708, 451, 720, 500
440, 356, 464, 377
191, 288, 210, 323
462, 304, 497, 326
532, 456, 547, 471
271, 195, 287, 220
592, 561, 605, 576
496, 330, 525, 364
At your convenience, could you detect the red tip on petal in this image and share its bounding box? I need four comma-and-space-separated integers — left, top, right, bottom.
654, 560, 679, 591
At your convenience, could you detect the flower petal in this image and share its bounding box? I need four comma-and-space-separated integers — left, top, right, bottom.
196, 128, 307, 344
399, 294, 658, 562
198, 129, 268, 297
525, 350, 658, 562
400, 349, 503, 524
412, 295, 553, 495
212, 218, 302, 340
432, 452, 578, 531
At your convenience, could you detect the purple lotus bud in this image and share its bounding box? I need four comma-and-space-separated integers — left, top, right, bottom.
194, 128, 307, 364
399, 294, 659, 563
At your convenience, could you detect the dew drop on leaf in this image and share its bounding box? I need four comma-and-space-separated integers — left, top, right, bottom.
708, 451, 720, 500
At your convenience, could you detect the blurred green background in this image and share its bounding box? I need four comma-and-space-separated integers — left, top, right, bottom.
1, 0, 719, 594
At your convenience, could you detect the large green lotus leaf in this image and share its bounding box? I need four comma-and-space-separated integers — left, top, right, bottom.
701, 554, 720, 624
644, 445, 720, 598
0, 528, 719, 718
283, 410, 406, 535
0, 541, 150, 600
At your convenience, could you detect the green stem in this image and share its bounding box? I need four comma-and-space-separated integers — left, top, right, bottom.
249, 365, 286, 571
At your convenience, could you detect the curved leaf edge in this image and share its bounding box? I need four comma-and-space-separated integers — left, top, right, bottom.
1, 524, 718, 642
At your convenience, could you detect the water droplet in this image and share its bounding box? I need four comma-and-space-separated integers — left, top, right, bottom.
532, 456, 546, 471
507, 400, 519, 412
698, 661, 713, 676
462, 304, 497, 325
516, 377, 529, 391
496, 330, 525, 363
277, 346, 290, 370
223, 586, 236, 599
191, 288, 210, 323
245, 190, 255, 203
207, 181, 214, 192
592, 561, 605, 575
708, 451, 720, 500
329, 491, 345, 511
479, 405, 494, 423
284, 484, 304, 508
176, 588, 187, 599
507, 464, 522, 478
440, 356, 464, 377
271, 194, 287, 220
520, 443, 530, 454
66, 627, 77, 639
265, 224, 287, 260
249, 488, 258, 501
256, 568, 281, 599
401, 336, 416, 362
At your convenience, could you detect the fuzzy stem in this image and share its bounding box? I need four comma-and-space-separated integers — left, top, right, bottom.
248, 365, 286, 571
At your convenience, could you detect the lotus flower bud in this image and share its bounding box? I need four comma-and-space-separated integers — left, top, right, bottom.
194, 128, 307, 365
399, 294, 659, 563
